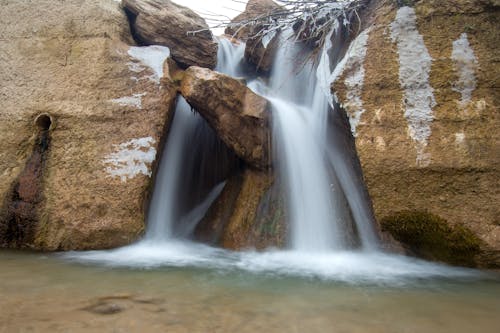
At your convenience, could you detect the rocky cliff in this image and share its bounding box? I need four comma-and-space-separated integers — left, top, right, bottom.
0, 0, 178, 250
333, 0, 499, 266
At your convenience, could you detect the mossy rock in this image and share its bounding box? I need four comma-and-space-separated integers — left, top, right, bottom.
381, 210, 483, 267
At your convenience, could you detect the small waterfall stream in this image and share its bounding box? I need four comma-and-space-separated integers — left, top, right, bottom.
65, 27, 481, 284
145, 37, 247, 243
145, 32, 379, 250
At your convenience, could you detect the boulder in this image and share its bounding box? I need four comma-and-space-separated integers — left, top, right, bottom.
0, 0, 177, 250
224, 0, 281, 73
333, 0, 500, 267
225, 0, 282, 40
179, 66, 271, 170
123, 0, 218, 69
244, 31, 280, 74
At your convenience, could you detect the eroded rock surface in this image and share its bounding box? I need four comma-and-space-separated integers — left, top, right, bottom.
333, 0, 499, 266
180, 66, 271, 170
123, 0, 218, 69
0, 0, 176, 250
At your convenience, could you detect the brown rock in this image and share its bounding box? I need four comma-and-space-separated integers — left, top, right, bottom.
245, 31, 280, 74
333, 0, 500, 267
224, 0, 281, 73
179, 66, 271, 170
225, 0, 282, 40
123, 0, 218, 69
195, 167, 286, 250
0, 0, 177, 250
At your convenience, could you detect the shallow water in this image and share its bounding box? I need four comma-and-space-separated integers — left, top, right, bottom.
1, 248, 499, 332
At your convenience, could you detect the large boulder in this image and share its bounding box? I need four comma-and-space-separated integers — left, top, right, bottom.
123, 0, 218, 69
225, 0, 281, 73
0, 0, 176, 250
179, 66, 271, 170
333, 0, 499, 267
225, 0, 281, 40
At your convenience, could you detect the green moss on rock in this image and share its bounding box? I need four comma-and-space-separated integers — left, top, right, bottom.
381, 210, 483, 267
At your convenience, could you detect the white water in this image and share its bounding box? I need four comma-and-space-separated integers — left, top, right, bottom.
64, 34, 485, 284
252, 28, 380, 251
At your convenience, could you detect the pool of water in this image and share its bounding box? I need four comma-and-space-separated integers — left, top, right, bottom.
1, 245, 499, 332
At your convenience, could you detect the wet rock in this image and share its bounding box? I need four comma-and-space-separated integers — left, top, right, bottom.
0, 124, 50, 248
195, 168, 287, 249
381, 211, 483, 267
179, 66, 271, 170
244, 31, 280, 74
84, 302, 125, 315
123, 0, 218, 69
333, 0, 500, 267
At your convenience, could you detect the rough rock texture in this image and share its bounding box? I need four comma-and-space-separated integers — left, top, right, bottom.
224, 0, 281, 73
180, 66, 272, 170
194, 168, 287, 250
225, 0, 281, 40
245, 32, 281, 74
0, 0, 176, 250
334, 0, 499, 267
123, 0, 218, 69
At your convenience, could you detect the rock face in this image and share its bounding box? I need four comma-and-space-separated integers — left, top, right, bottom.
225, 0, 281, 40
333, 0, 499, 267
194, 168, 286, 250
225, 0, 281, 73
179, 66, 271, 170
0, 0, 176, 250
123, 0, 218, 69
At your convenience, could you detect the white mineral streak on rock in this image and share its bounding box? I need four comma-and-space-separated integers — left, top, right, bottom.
455, 132, 466, 145
329, 28, 371, 136
127, 45, 171, 83
104, 137, 157, 182
451, 33, 478, 106
110, 93, 147, 109
390, 6, 436, 167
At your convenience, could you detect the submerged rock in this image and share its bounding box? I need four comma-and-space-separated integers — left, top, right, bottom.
333, 0, 500, 267
179, 66, 271, 170
83, 302, 125, 315
123, 0, 218, 69
0, 0, 176, 250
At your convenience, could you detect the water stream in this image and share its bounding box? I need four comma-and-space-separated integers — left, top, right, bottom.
3, 23, 499, 333
62, 35, 491, 286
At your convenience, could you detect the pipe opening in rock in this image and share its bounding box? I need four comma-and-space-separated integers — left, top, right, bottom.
35, 114, 52, 131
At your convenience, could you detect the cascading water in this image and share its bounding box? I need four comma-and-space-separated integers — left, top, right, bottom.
145, 38, 246, 243
65, 26, 481, 284
249, 27, 379, 252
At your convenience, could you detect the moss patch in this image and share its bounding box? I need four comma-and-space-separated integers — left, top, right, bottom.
381, 210, 483, 267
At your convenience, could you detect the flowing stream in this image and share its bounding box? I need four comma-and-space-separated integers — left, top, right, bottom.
62, 35, 491, 285
3, 25, 499, 333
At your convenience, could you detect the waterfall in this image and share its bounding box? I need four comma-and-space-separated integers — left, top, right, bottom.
144, 37, 246, 242
249, 28, 380, 251
65, 23, 483, 285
